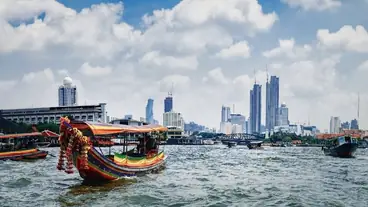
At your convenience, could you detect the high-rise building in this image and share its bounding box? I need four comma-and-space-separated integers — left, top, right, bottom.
329, 116, 341, 133
229, 113, 246, 133
221, 106, 231, 122
266, 76, 279, 131
163, 111, 184, 130
350, 119, 359, 130
341, 121, 350, 129
250, 83, 262, 133
145, 98, 154, 124
276, 103, 289, 126
58, 76, 77, 106
164, 96, 173, 112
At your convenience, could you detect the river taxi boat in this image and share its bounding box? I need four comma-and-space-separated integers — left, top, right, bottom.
247, 141, 263, 149
0, 132, 49, 161
56, 117, 168, 182
322, 135, 358, 158
227, 141, 237, 148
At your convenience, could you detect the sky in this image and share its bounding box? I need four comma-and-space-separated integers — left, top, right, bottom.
0, 0, 368, 131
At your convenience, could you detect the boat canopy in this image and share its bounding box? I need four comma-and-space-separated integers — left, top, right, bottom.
0, 132, 42, 139
69, 121, 168, 136
0, 130, 60, 139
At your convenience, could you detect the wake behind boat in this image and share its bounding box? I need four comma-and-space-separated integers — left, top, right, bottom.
322, 135, 358, 158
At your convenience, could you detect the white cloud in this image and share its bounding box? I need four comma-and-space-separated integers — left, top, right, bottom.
317, 25, 368, 52
0, 0, 367, 130
140, 51, 198, 70
281, 0, 341, 11
357, 60, 368, 71
263, 38, 312, 59
79, 62, 112, 77
215, 41, 250, 59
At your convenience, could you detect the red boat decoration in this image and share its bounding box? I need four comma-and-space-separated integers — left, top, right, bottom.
57, 117, 168, 182
0, 132, 51, 161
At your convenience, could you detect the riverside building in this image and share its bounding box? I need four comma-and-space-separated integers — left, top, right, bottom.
0, 103, 107, 124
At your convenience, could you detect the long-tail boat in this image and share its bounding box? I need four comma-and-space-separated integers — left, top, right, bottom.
0, 131, 51, 161
56, 117, 168, 182
322, 135, 358, 158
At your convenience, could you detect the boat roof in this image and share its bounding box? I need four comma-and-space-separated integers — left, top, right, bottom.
69, 120, 168, 135
250, 141, 263, 144
0, 132, 42, 139
0, 130, 60, 139
316, 133, 361, 139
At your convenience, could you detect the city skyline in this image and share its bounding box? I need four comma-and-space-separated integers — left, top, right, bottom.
0, 0, 367, 130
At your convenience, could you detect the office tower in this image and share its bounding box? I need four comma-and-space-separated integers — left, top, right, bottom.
145, 98, 154, 124
329, 116, 341, 133
250, 83, 262, 133
58, 76, 77, 106
266, 75, 279, 131
221, 106, 231, 122
276, 103, 289, 126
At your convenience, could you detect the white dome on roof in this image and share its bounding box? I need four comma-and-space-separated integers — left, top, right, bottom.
63, 76, 73, 86
281, 102, 287, 107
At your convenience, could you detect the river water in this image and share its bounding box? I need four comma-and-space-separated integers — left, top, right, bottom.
0, 145, 367, 207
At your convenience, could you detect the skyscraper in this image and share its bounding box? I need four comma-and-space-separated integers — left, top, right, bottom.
329, 116, 341, 133
221, 105, 231, 122
164, 96, 173, 112
250, 83, 262, 133
350, 119, 359, 130
276, 103, 289, 126
266, 75, 279, 131
58, 76, 77, 106
145, 98, 154, 124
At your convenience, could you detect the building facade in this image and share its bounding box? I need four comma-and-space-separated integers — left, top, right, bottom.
329, 116, 341, 133
164, 96, 173, 113
250, 83, 262, 133
145, 98, 154, 124
229, 113, 246, 133
266, 76, 279, 132
58, 76, 77, 107
0, 103, 107, 124
351, 119, 359, 130
221, 106, 231, 122
163, 111, 184, 130
276, 103, 289, 126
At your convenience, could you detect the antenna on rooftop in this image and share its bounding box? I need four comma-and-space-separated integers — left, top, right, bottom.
168, 82, 174, 97
233, 104, 235, 113
266, 64, 269, 83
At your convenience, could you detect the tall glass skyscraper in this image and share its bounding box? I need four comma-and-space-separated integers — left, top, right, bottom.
221, 105, 231, 122
250, 83, 262, 133
164, 96, 173, 113
58, 76, 77, 106
145, 98, 154, 124
266, 76, 279, 131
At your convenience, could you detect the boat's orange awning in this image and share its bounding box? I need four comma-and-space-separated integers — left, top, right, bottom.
0, 132, 42, 139
69, 121, 168, 135
316, 133, 361, 139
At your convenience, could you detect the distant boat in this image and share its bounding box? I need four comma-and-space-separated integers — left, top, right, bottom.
322, 136, 358, 158
247, 141, 263, 149
227, 141, 237, 148
0, 132, 49, 161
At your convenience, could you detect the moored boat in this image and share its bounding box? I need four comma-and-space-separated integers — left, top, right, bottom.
0, 132, 49, 161
56, 117, 168, 182
322, 136, 358, 158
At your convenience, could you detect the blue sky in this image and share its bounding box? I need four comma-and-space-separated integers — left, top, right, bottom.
56, 0, 286, 26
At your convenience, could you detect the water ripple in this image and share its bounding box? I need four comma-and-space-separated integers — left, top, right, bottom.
0, 146, 367, 206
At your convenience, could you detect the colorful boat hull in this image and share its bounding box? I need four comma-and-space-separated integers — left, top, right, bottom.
0, 148, 48, 161
72, 147, 167, 182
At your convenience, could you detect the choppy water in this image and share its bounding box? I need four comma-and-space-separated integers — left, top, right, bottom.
0, 146, 367, 207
